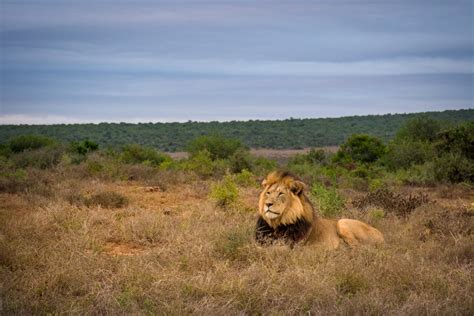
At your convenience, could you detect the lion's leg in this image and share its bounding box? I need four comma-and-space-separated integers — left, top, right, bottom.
336, 220, 360, 247
336, 219, 384, 247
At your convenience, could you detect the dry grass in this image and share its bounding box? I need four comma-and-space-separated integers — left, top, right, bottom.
0, 169, 473, 314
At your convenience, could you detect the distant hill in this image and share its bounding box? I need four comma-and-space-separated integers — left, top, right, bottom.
1, 109, 472, 151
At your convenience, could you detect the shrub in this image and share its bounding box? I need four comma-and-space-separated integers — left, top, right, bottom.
187, 135, 247, 160
251, 156, 277, 176
214, 227, 250, 261
233, 169, 257, 187
120, 144, 170, 167
69, 140, 99, 155
333, 134, 386, 165
383, 140, 435, 170
0, 166, 28, 193
210, 175, 239, 209
179, 150, 221, 178
353, 187, 429, 217
310, 183, 345, 217
435, 122, 473, 159
434, 153, 474, 183
395, 116, 441, 143
228, 147, 253, 173
394, 162, 436, 185
11, 146, 65, 169
8, 134, 56, 153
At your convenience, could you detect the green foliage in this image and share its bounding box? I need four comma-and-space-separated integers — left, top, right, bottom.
120, 144, 170, 167
228, 147, 253, 173
251, 156, 277, 176
178, 150, 222, 177
395, 116, 442, 143
289, 148, 327, 166
233, 169, 257, 187
333, 134, 386, 165
11, 146, 65, 169
187, 135, 247, 160
8, 134, 56, 153
393, 162, 436, 185
384, 140, 435, 170
210, 175, 239, 208
0, 110, 472, 151
435, 122, 473, 159
69, 140, 99, 155
310, 183, 345, 217
368, 208, 385, 220
434, 153, 473, 183
0, 158, 28, 193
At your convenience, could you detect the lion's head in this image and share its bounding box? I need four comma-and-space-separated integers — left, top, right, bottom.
258, 171, 314, 228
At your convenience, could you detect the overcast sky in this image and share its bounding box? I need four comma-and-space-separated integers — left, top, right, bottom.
0, 0, 472, 124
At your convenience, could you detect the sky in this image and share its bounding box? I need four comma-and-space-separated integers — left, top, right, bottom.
0, 0, 473, 124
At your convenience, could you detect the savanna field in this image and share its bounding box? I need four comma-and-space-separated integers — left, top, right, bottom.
1, 117, 473, 314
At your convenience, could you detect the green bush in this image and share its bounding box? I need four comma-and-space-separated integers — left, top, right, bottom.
228, 147, 253, 173
394, 162, 436, 185
233, 169, 257, 187
8, 135, 56, 153
288, 148, 326, 166
395, 116, 441, 143
210, 175, 239, 208
69, 140, 99, 155
187, 135, 247, 160
310, 183, 345, 217
434, 153, 473, 183
178, 150, 224, 178
120, 144, 170, 167
11, 146, 65, 169
384, 140, 435, 170
333, 134, 386, 165
435, 122, 473, 159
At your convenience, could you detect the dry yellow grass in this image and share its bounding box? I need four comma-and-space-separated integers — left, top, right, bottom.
0, 171, 473, 314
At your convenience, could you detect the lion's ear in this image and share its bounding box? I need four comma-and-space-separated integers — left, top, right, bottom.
261, 179, 268, 187
289, 180, 306, 195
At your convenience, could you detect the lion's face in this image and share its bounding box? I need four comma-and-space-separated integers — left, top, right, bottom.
260, 183, 293, 220
258, 171, 307, 225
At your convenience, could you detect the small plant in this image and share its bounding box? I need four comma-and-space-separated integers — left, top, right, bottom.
336, 272, 368, 296
310, 183, 345, 217
233, 169, 256, 187
84, 191, 129, 208
353, 187, 429, 217
368, 208, 385, 220
213, 227, 250, 260
210, 175, 239, 209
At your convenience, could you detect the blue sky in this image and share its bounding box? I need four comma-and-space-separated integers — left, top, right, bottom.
0, 0, 472, 124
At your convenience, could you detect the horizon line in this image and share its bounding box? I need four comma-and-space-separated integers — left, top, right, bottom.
0, 108, 472, 126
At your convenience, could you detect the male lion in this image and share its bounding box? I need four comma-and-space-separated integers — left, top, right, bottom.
256, 171, 384, 248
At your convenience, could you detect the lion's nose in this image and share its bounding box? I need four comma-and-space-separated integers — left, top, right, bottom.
265, 202, 273, 208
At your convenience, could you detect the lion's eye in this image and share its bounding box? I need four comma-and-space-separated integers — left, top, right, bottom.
278, 192, 284, 197
266, 191, 270, 195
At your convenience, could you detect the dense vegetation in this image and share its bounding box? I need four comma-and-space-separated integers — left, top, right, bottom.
1, 109, 472, 151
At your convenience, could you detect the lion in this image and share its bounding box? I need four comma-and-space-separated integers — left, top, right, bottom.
256, 171, 384, 248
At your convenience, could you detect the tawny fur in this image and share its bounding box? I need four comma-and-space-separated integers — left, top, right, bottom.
257, 171, 384, 249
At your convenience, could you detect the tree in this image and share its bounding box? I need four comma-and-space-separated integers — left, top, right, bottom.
334, 134, 386, 164
186, 135, 247, 161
